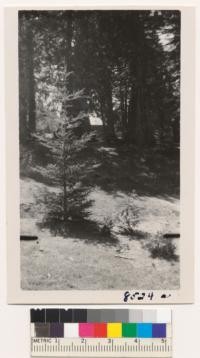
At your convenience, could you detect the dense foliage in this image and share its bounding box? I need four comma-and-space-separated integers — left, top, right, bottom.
19, 10, 180, 146
19, 10, 180, 222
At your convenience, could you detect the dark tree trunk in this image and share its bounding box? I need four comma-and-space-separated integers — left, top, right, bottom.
120, 83, 128, 138
134, 82, 145, 146
65, 13, 73, 93
143, 96, 155, 146
99, 71, 115, 143
127, 75, 145, 147
104, 81, 115, 141
63, 13, 73, 221
124, 84, 128, 127
127, 14, 148, 147
26, 23, 36, 133
19, 14, 36, 140
19, 14, 28, 142
127, 86, 134, 140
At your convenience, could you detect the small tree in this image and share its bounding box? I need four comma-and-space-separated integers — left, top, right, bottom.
38, 81, 93, 226
61, 90, 93, 221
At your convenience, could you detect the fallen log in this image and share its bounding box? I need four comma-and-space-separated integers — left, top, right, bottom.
20, 235, 38, 241
163, 233, 180, 239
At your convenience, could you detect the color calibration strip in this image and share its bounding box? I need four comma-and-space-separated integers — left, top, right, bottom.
31, 309, 171, 339
32, 322, 169, 339
31, 309, 172, 357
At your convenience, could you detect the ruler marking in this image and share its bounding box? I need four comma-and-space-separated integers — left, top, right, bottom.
31, 337, 172, 357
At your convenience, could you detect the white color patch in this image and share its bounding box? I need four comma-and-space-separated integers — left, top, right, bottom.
64, 323, 79, 338
156, 310, 171, 323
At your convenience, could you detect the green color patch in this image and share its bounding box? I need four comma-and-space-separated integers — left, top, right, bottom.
122, 323, 137, 337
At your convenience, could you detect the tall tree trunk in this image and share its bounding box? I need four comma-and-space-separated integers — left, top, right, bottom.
127, 84, 135, 142
63, 12, 73, 221
99, 70, 115, 143
120, 83, 128, 139
124, 84, 128, 129
127, 73, 145, 146
19, 14, 28, 142
26, 22, 36, 133
134, 76, 145, 146
65, 13, 73, 93
143, 96, 155, 146
127, 14, 147, 147
105, 80, 115, 142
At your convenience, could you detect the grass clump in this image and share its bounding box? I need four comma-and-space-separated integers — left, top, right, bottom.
118, 206, 139, 236
99, 217, 114, 237
149, 239, 178, 261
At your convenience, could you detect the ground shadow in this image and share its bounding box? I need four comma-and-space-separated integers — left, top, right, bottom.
37, 218, 119, 247
83, 136, 180, 198
20, 130, 180, 200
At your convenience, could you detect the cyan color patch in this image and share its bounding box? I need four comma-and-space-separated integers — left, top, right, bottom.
137, 323, 152, 338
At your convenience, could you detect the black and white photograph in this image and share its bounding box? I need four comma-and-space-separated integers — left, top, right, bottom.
19, 9, 181, 291
5, 6, 195, 303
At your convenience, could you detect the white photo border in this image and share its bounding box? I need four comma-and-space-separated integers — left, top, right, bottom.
5, 5, 195, 304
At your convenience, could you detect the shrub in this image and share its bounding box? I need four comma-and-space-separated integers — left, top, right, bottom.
149, 239, 177, 261
99, 217, 114, 237
118, 206, 139, 236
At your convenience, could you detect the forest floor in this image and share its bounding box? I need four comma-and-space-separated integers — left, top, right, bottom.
20, 129, 180, 290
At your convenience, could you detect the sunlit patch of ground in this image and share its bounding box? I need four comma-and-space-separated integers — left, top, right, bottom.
20, 178, 179, 290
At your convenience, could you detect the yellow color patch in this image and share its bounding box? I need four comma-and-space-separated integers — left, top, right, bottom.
107, 323, 122, 338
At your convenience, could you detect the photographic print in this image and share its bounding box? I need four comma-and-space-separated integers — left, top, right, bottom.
6, 6, 194, 303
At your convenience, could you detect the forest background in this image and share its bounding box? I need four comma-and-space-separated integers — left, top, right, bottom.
19, 10, 180, 290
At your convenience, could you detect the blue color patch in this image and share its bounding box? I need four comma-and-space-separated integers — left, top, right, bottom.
152, 324, 166, 338
137, 323, 152, 338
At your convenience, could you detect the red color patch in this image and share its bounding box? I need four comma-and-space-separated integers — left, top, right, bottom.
94, 323, 107, 337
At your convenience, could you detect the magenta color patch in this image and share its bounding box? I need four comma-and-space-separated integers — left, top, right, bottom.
79, 323, 94, 337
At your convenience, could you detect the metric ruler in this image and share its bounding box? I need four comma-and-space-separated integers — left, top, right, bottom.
30, 309, 172, 357
31, 337, 172, 357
